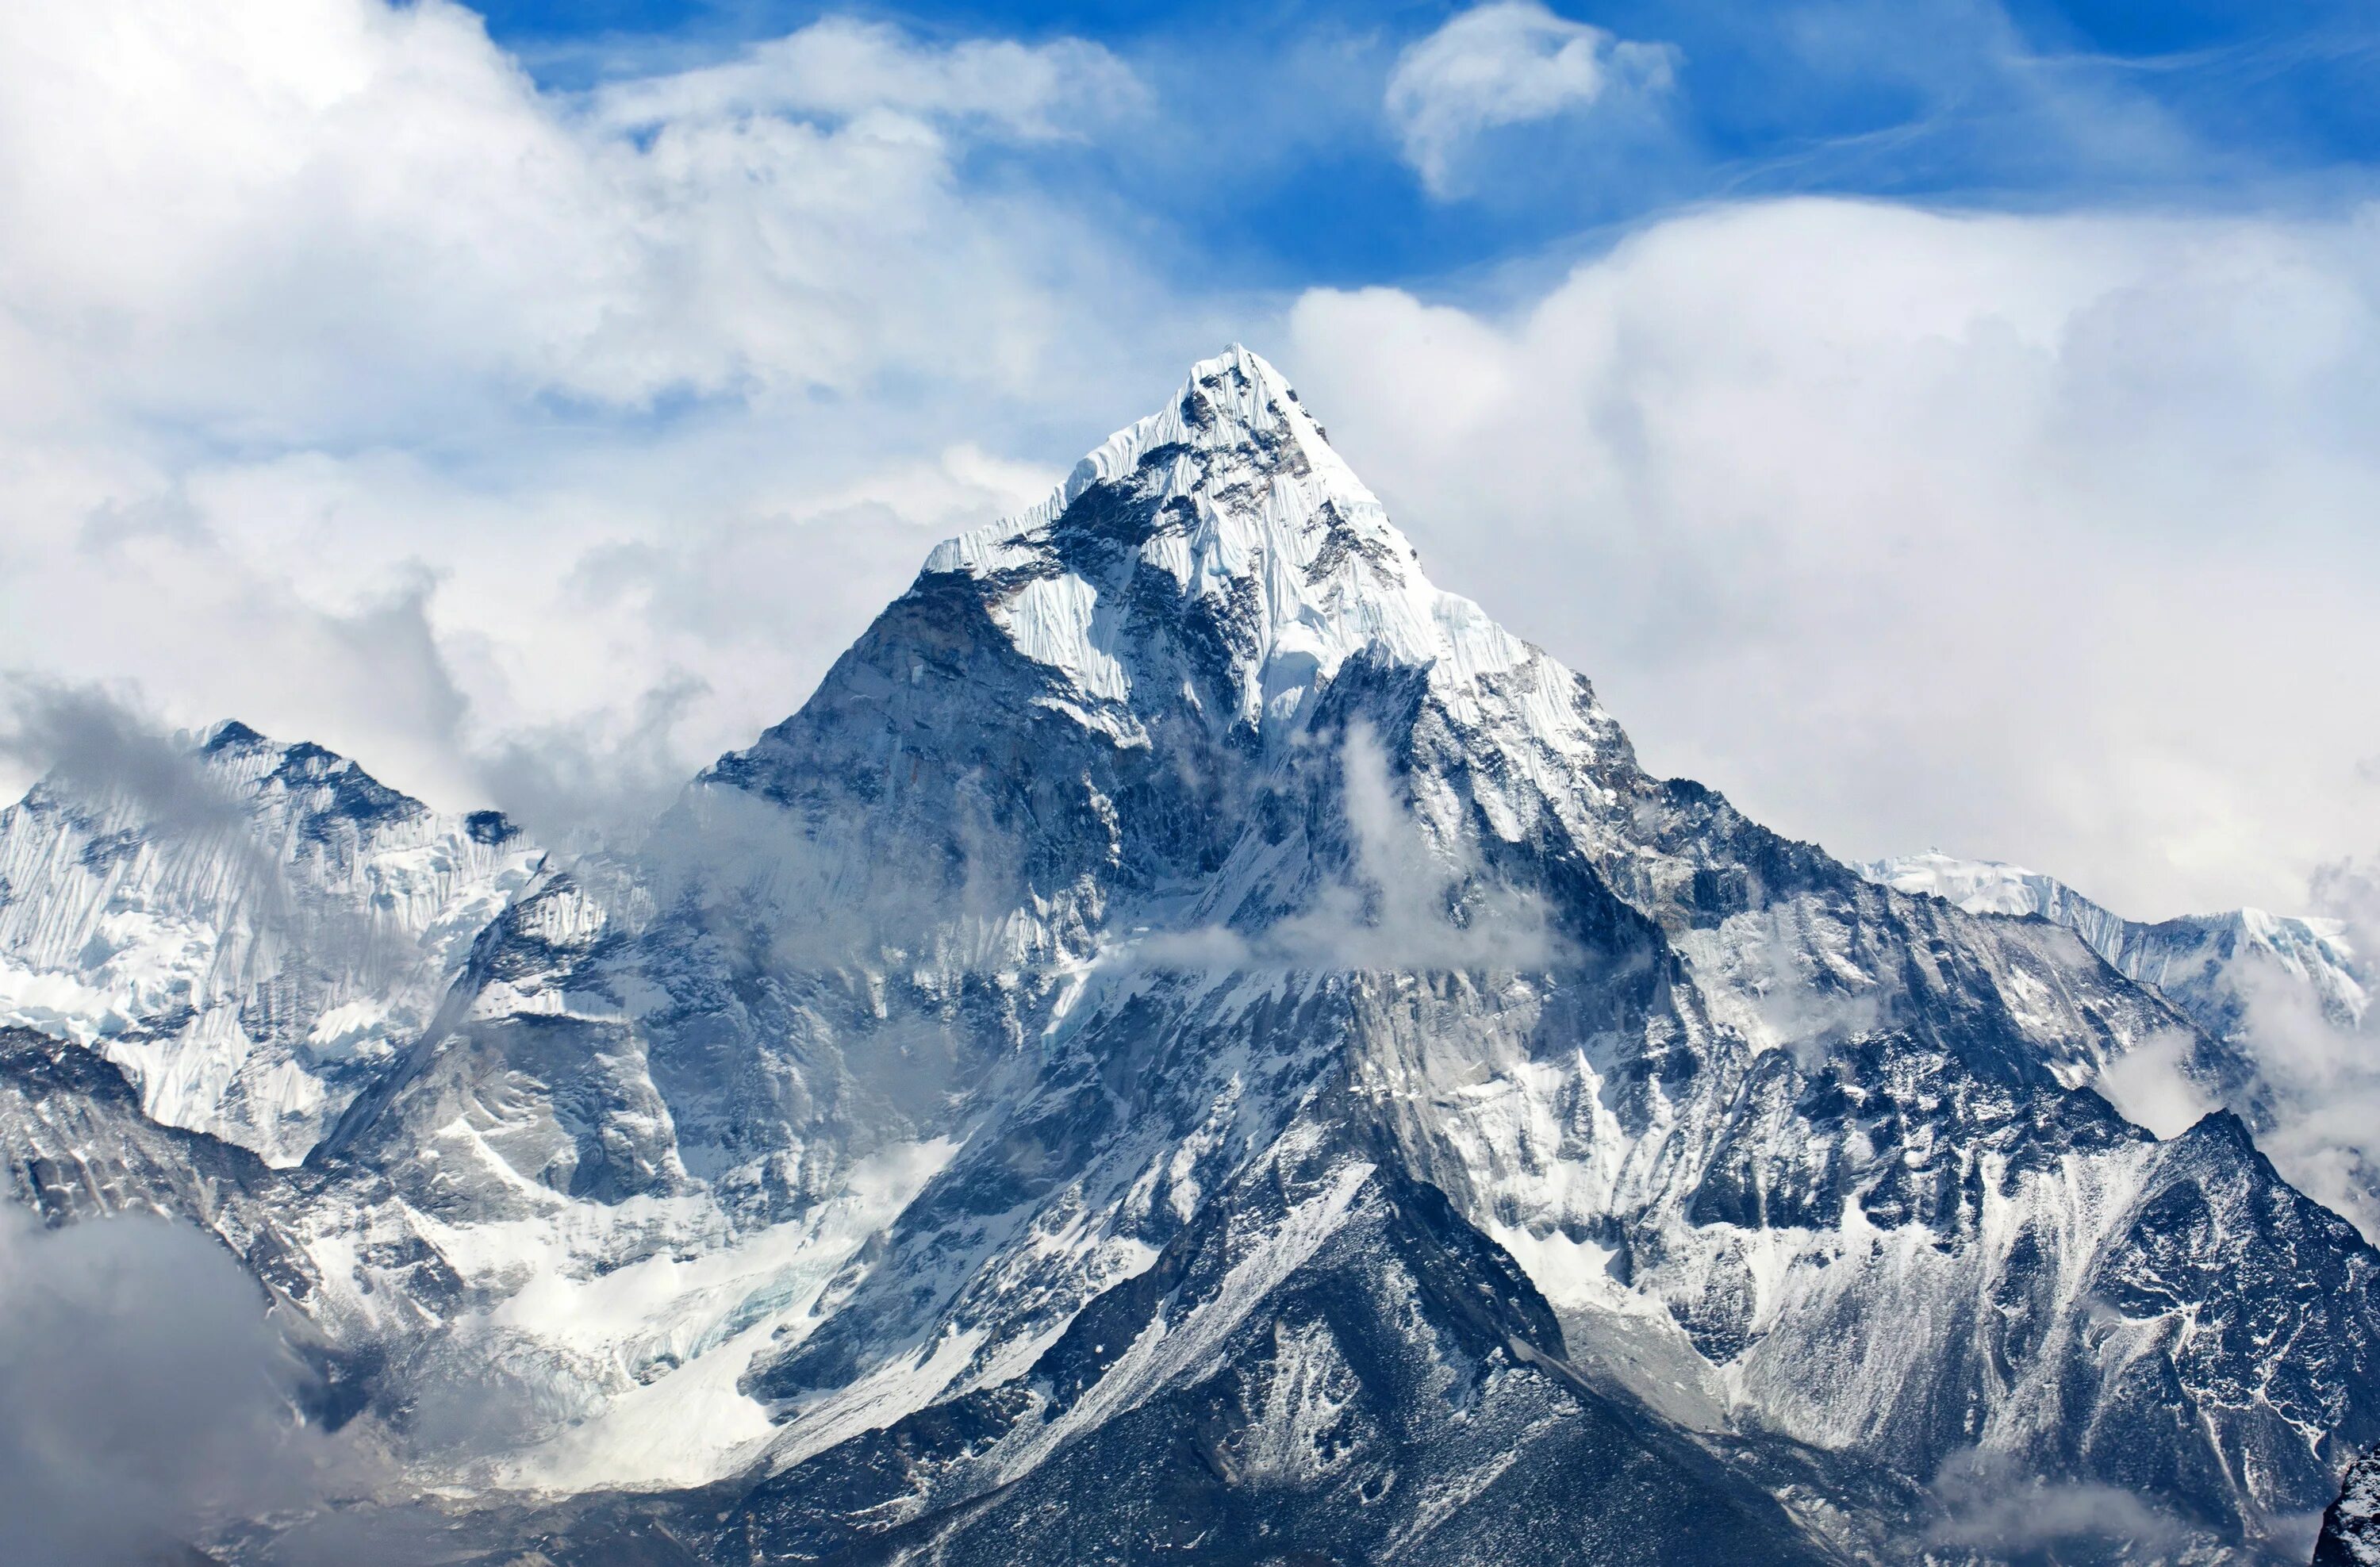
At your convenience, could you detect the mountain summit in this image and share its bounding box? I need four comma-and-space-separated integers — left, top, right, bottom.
3, 350, 2377, 1564
920, 344, 1526, 743
0, 720, 537, 1164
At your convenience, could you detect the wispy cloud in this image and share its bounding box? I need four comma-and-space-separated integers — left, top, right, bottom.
0, 676, 246, 838
589, 16, 1145, 137
1925, 1449, 2185, 1558
2093, 1027, 2218, 1141
2232, 851, 2380, 1236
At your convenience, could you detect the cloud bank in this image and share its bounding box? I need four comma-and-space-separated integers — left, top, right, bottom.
1287, 198, 2380, 916
0, 1208, 338, 1565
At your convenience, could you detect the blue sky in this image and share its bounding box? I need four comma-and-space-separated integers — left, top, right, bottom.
0, 0, 2376, 918
469, 0, 2380, 287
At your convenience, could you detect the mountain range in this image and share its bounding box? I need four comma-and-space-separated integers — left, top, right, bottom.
2, 348, 2374, 1565
1860, 851, 2375, 1241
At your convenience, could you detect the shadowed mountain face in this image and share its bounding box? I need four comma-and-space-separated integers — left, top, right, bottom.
2319, 1446, 2380, 1565
3, 349, 2377, 1565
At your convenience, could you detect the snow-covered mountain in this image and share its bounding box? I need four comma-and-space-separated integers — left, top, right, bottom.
1860, 851, 2368, 1042
1861, 851, 2378, 1239
4, 349, 2378, 1565
0, 722, 541, 1165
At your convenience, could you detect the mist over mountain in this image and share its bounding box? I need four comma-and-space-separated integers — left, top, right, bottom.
2, 350, 2375, 1565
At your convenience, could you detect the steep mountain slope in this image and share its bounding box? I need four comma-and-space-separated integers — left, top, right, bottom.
1862, 851, 2378, 1238
516, 1116, 1892, 1566
3, 349, 2376, 1565
0, 723, 541, 1164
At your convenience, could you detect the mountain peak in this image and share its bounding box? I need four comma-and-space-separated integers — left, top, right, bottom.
927, 344, 1396, 577
0, 712, 542, 1166
199, 717, 270, 755
916, 346, 1558, 743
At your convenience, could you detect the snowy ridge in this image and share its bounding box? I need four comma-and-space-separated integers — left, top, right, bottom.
2, 351, 2377, 1564
0, 722, 541, 1164
1859, 850, 2132, 951
1860, 851, 2367, 1033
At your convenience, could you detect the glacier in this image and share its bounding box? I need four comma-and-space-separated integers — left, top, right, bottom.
1, 348, 2375, 1565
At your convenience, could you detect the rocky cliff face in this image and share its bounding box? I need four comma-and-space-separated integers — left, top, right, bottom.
3, 349, 2374, 1564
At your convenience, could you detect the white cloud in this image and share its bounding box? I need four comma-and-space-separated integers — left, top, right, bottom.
2233, 972, 2380, 1241
2228, 853, 2380, 1236
0, 0, 1205, 812
1286, 198, 2380, 917
1384, 2, 1678, 196
590, 16, 1144, 136
0, 1209, 351, 1565
0, 0, 1158, 432
2313, 851, 2380, 949
2093, 1029, 2216, 1142
1926, 1450, 2182, 1557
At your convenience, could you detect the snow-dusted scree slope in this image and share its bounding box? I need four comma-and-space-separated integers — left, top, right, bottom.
4, 349, 2378, 1565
